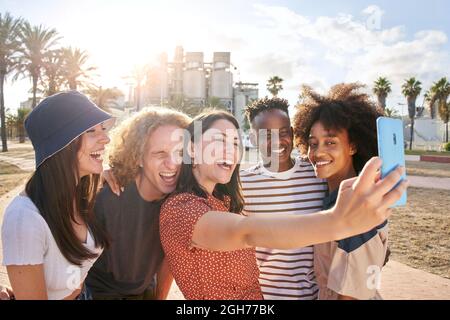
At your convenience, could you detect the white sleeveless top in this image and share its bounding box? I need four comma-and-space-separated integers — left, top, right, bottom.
1, 195, 103, 300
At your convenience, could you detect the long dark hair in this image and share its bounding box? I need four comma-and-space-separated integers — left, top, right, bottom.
174, 110, 244, 214
25, 136, 109, 266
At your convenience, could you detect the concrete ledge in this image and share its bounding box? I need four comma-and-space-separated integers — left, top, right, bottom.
420, 155, 450, 163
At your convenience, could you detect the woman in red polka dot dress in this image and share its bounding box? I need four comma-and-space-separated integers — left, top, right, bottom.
159, 111, 407, 300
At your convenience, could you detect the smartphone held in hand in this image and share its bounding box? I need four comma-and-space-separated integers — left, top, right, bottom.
377, 117, 407, 207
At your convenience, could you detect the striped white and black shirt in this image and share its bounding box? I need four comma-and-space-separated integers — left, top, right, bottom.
240, 157, 328, 300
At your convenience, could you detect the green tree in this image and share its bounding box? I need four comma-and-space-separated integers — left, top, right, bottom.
41, 49, 65, 96
131, 65, 148, 111
207, 96, 227, 111
6, 111, 17, 139
373, 77, 392, 110
62, 46, 96, 90
429, 78, 450, 120
16, 107, 31, 143
423, 90, 434, 118
0, 12, 22, 152
266, 76, 283, 97
438, 101, 450, 143
14, 22, 60, 108
427, 78, 450, 141
85, 85, 123, 112
401, 77, 422, 150
384, 107, 400, 118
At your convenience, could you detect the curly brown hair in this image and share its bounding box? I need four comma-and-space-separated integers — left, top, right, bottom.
108, 107, 191, 187
293, 83, 384, 173
244, 97, 290, 123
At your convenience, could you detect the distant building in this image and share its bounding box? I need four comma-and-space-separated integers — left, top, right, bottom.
233, 82, 259, 129
403, 105, 447, 150
136, 46, 258, 130
20, 98, 34, 109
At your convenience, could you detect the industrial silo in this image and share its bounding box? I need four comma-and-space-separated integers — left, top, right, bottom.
143, 53, 169, 106
183, 52, 206, 103
209, 52, 233, 110
172, 46, 184, 98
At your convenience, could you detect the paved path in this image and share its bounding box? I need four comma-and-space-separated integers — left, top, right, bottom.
0, 142, 35, 171
1, 184, 450, 300
379, 261, 450, 300
405, 155, 421, 161
1, 146, 449, 299
0, 154, 35, 171
408, 175, 450, 190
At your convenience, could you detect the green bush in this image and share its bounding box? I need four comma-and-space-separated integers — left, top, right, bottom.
443, 142, 450, 152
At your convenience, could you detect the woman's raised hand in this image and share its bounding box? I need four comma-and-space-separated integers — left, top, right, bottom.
331, 157, 408, 240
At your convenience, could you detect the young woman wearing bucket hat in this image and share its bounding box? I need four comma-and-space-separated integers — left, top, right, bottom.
1, 91, 115, 300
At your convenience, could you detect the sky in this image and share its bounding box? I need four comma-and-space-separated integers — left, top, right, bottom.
2, 0, 450, 115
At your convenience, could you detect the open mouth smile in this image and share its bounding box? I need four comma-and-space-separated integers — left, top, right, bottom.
315, 160, 333, 168
160, 171, 177, 183
90, 149, 104, 162
216, 159, 234, 171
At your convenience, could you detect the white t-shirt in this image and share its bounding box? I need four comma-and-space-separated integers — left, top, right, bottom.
1, 195, 103, 300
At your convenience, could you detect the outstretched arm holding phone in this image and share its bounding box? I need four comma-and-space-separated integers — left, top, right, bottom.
190, 157, 406, 251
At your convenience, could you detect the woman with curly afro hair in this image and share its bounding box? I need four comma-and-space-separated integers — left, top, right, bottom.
293, 83, 390, 300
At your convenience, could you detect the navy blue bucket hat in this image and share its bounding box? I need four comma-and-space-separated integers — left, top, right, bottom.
25, 91, 115, 168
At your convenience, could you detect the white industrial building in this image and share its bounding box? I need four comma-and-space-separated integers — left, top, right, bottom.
402, 105, 448, 150
135, 46, 258, 130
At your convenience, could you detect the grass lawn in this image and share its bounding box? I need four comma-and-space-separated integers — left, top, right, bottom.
406, 161, 450, 178
405, 150, 450, 156
390, 187, 450, 279
0, 161, 31, 197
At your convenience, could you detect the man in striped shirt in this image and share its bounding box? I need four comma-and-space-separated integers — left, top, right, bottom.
241, 97, 328, 300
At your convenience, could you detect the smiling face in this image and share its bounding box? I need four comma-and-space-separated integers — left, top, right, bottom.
77, 123, 111, 177
308, 121, 357, 191
192, 119, 241, 194
251, 108, 294, 172
138, 124, 185, 199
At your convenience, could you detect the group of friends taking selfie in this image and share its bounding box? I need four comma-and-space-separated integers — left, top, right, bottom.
1, 83, 407, 300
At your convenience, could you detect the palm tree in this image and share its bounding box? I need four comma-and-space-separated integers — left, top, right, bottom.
433, 77, 450, 112
429, 78, 450, 121
423, 90, 434, 118
128, 65, 148, 111
429, 78, 450, 143
428, 83, 440, 120
16, 107, 31, 143
41, 49, 65, 96
6, 111, 17, 139
373, 77, 392, 110
62, 47, 96, 90
401, 77, 422, 150
267, 76, 283, 97
384, 107, 400, 118
85, 85, 123, 112
14, 22, 60, 108
207, 96, 227, 111
439, 101, 450, 143
0, 12, 22, 152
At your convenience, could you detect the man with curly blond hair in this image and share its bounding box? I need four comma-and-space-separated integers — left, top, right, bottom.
85, 107, 191, 300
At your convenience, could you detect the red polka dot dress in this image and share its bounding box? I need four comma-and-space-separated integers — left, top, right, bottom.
160, 192, 263, 300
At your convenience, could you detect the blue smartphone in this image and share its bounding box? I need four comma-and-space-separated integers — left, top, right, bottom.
376, 117, 407, 207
